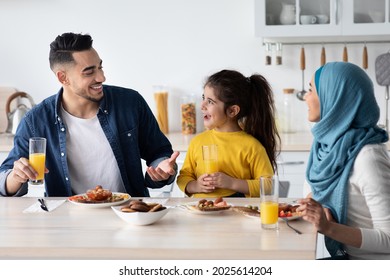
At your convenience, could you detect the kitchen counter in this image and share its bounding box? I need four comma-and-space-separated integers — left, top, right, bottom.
0, 197, 317, 259
1, 131, 389, 154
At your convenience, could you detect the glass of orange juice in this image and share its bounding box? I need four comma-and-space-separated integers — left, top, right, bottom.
260, 175, 279, 230
29, 137, 46, 185
202, 145, 218, 174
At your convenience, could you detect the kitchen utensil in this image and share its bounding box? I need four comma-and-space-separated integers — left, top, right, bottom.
281, 217, 302, 234
296, 46, 306, 101
320, 45, 326, 66
279, 3, 296, 25
363, 44, 368, 70
5, 91, 35, 134
38, 198, 49, 212
375, 51, 390, 131
343, 45, 348, 62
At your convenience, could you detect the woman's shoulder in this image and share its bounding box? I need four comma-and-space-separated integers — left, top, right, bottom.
352, 143, 390, 180
356, 143, 389, 162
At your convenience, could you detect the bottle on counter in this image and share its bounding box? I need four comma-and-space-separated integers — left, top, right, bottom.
281, 88, 296, 133
181, 95, 196, 135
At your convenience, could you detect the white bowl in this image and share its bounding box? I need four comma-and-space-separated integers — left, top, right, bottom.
111, 206, 170, 226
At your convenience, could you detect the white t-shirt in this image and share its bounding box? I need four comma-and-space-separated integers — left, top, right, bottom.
304, 143, 390, 259
61, 107, 126, 194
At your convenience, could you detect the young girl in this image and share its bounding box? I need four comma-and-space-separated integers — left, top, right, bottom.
177, 69, 280, 198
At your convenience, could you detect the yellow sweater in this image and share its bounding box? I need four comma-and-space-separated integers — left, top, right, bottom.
176, 129, 274, 198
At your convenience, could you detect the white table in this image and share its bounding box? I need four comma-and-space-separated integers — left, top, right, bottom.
0, 197, 317, 259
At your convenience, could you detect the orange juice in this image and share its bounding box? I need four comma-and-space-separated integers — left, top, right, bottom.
204, 159, 218, 173
29, 153, 46, 181
260, 201, 279, 224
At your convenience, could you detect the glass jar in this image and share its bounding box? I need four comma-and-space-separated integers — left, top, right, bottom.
265, 43, 272, 65
153, 85, 169, 134
275, 43, 282, 65
181, 95, 196, 134
281, 88, 296, 133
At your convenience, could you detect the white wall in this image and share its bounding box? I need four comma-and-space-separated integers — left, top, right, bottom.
1, 0, 389, 132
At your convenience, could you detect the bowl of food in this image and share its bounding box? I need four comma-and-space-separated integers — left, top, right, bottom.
111, 200, 170, 226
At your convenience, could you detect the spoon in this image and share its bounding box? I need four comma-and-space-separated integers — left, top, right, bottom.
296, 46, 306, 101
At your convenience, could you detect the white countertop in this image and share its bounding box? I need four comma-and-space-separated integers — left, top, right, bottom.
0, 197, 317, 259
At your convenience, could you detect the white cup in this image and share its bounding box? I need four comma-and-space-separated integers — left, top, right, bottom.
316, 14, 329, 24
300, 15, 317, 25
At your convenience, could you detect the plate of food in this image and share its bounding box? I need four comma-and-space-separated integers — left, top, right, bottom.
232, 203, 302, 221
68, 185, 131, 208
179, 197, 232, 215
277, 203, 302, 221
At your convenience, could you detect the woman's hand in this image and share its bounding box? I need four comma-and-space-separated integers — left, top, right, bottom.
296, 198, 334, 234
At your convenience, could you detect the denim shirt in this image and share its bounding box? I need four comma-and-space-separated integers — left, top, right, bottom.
0, 85, 175, 197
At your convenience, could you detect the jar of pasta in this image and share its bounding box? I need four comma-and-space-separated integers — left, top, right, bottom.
153, 85, 169, 134
181, 95, 196, 134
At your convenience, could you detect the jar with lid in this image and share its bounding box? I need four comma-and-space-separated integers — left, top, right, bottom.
181, 95, 196, 134
281, 88, 296, 133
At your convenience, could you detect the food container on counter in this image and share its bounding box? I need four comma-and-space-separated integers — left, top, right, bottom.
181, 95, 196, 134
153, 85, 169, 134
280, 88, 297, 133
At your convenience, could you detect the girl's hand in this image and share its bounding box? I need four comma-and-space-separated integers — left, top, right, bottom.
202, 172, 233, 190
191, 173, 216, 193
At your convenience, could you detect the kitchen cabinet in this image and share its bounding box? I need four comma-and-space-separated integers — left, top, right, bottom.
255, 0, 390, 42
277, 151, 308, 198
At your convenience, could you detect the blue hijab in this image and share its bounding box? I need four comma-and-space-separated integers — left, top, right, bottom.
306, 62, 389, 256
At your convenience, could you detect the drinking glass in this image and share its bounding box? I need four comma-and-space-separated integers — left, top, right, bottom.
202, 145, 218, 174
29, 137, 46, 185
260, 175, 279, 230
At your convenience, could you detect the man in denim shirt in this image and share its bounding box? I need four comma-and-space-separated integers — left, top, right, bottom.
0, 32, 179, 197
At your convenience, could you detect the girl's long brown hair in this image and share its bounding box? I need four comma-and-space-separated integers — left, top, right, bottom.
205, 69, 280, 172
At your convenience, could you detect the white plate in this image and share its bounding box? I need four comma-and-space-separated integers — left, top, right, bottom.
279, 214, 302, 221
178, 203, 232, 215
68, 192, 131, 208
239, 210, 301, 221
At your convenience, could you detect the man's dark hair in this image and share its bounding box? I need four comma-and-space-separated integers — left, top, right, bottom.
49, 32, 93, 70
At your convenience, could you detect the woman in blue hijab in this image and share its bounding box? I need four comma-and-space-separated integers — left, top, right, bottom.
297, 62, 390, 259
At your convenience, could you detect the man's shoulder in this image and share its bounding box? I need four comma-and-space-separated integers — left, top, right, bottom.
103, 84, 139, 96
